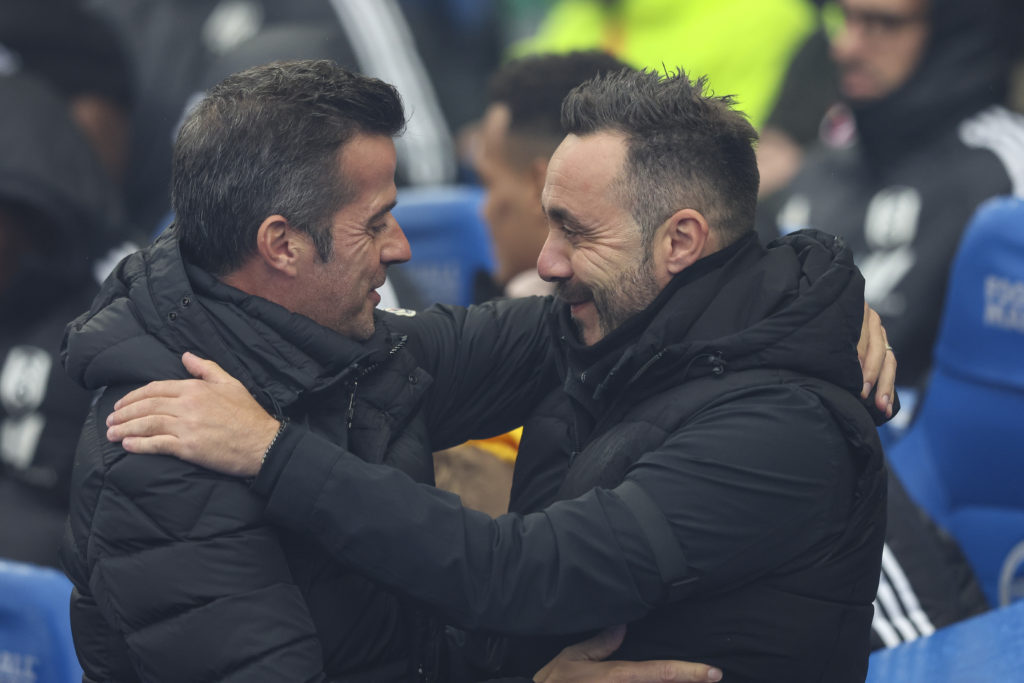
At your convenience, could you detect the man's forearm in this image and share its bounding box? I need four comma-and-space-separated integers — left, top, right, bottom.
257, 425, 664, 634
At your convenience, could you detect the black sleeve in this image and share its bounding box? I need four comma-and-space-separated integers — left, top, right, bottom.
256, 385, 853, 635
384, 297, 558, 449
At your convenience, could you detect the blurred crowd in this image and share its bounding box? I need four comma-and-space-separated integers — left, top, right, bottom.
2, 0, 1023, 659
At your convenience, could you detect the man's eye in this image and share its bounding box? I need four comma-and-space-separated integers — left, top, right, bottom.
369, 222, 388, 234
873, 15, 904, 32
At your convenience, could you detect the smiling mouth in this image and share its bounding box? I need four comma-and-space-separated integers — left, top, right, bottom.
556, 289, 590, 307
369, 280, 386, 303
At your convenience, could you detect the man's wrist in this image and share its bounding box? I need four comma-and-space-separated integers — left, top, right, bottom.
249, 419, 298, 495
259, 418, 289, 472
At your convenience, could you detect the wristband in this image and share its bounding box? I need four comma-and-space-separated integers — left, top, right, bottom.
260, 418, 289, 471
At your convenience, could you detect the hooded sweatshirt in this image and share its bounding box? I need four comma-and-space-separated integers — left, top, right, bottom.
770, 0, 1024, 388
0, 73, 120, 567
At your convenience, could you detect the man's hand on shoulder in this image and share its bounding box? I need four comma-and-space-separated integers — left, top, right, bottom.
106, 352, 279, 478
534, 626, 723, 683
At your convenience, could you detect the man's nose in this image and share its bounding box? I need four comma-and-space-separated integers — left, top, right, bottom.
382, 218, 412, 265
830, 17, 863, 62
536, 231, 571, 282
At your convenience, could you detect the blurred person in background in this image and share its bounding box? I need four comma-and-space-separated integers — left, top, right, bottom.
0, 0, 139, 259
0, 73, 123, 568
509, 0, 817, 131
0, 0, 134, 192
765, 0, 1024, 393
760, 0, 1016, 647
754, 2, 839, 200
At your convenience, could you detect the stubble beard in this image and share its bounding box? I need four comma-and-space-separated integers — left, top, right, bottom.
558, 251, 661, 344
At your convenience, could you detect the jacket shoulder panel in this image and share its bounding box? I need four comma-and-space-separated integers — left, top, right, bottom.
65, 389, 326, 681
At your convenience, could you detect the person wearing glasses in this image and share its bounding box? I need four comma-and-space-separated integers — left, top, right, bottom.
765, 0, 1019, 649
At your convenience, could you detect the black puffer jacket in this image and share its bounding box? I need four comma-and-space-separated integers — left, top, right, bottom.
249, 231, 887, 683
0, 73, 121, 567
60, 229, 555, 682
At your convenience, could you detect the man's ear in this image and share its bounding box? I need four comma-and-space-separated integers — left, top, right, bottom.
529, 156, 549, 197
255, 215, 305, 277
653, 208, 711, 284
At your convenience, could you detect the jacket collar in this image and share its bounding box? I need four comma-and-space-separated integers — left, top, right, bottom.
554, 229, 865, 407
63, 228, 401, 413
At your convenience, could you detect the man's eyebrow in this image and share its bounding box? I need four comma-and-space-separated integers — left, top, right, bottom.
544, 205, 586, 231
368, 200, 398, 224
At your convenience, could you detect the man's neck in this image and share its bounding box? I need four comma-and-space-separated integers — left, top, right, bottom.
220, 261, 293, 311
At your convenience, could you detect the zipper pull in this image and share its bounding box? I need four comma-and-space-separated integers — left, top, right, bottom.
347, 380, 358, 428
709, 352, 726, 376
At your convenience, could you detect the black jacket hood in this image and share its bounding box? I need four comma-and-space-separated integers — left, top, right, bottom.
62, 229, 397, 413
0, 73, 123, 316
851, 0, 1020, 167
556, 229, 865, 403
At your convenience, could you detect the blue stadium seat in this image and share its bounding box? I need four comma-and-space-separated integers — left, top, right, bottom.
887, 196, 1024, 607
0, 559, 81, 682
391, 184, 494, 306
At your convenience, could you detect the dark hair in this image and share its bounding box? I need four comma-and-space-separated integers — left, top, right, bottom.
562, 68, 759, 247
487, 51, 631, 164
173, 59, 405, 275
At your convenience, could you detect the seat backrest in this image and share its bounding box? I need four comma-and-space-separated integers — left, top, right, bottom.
887, 196, 1024, 606
390, 185, 494, 307
933, 197, 1024, 391
0, 559, 81, 683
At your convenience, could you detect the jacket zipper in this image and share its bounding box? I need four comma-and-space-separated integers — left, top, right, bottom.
346, 335, 408, 428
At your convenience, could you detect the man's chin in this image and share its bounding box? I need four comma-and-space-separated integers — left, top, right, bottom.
340, 308, 377, 342
569, 302, 605, 346
839, 74, 884, 103
350, 323, 375, 342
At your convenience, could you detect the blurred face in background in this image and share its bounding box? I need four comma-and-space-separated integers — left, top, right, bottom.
70, 94, 132, 186
475, 103, 550, 286
830, 0, 931, 101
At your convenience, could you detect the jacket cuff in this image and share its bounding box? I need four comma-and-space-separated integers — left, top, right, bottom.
259, 427, 344, 529
250, 420, 301, 496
